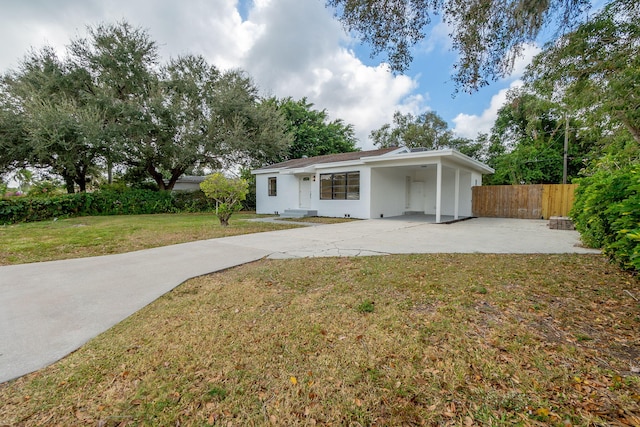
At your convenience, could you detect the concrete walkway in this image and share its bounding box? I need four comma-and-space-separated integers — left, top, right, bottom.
0, 217, 599, 383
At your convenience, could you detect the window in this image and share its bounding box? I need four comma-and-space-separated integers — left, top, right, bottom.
268, 177, 277, 196
320, 171, 360, 200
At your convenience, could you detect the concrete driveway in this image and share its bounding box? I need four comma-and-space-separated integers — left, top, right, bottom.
0, 217, 599, 383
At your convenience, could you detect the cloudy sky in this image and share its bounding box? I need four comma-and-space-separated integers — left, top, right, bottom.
0, 0, 541, 150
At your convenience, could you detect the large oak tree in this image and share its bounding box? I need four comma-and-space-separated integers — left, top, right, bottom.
1, 22, 291, 192
2, 47, 104, 192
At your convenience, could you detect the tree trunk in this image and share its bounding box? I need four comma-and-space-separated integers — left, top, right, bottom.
165, 168, 186, 192
146, 163, 167, 191
75, 167, 87, 192
620, 115, 640, 144
64, 176, 75, 194
76, 178, 87, 192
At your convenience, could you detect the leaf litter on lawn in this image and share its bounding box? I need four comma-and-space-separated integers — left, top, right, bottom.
0, 253, 638, 426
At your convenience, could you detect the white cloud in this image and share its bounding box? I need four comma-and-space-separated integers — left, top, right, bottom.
452, 80, 523, 139
239, 0, 424, 149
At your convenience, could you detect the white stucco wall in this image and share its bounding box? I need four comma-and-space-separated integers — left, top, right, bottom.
408, 165, 476, 217
314, 167, 371, 219
370, 167, 409, 218
458, 171, 473, 217
441, 167, 457, 215
255, 173, 299, 214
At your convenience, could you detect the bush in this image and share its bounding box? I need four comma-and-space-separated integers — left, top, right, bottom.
26, 181, 65, 198
199, 173, 248, 226
571, 164, 640, 272
171, 190, 216, 212
0, 188, 216, 224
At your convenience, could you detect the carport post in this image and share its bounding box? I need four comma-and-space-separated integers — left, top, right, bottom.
436, 161, 442, 223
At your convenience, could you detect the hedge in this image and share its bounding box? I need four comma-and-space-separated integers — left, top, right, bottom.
571, 164, 640, 273
0, 189, 216, 224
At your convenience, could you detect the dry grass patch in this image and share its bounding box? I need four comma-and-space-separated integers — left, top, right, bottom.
1, 254, 639, 426
0, 213, 299, 265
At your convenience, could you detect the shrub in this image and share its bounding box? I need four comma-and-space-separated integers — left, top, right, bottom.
571, 164, 640, 272
85, 189, 175, 216
240, 169, 257, 211
200, 173, 248, 227
171, 190, 216, 213
0, 188, 217, 224
26, 181, 64, 198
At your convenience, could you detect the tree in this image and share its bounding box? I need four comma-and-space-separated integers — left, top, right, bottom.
0, 90, 28, 176
2, 47, 105, 193
370, 110, 453, 150
525, 0, 640, 155
200, 173, 248, 226
449, 136, 485, 160
326, 0, 590, 92
69, 21, 160, 185
370, 110, 485, 159
202, 73, 292, 171
72, 23, 290, 190
14, 169, 33, 193
485, 88, 593, 184
370, 111, 465, 150
1, 22, 291, 191
270, 97, 358, 160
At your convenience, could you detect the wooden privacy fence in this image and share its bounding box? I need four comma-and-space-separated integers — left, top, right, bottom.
472, 184, 578, 220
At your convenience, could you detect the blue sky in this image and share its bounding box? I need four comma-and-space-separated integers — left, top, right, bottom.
0, 0, 543, 149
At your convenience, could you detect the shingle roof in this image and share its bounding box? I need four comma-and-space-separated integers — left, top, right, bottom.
261, 147, 400, 170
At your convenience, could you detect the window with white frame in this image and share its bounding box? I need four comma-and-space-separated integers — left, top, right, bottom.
268, 177, 277, 196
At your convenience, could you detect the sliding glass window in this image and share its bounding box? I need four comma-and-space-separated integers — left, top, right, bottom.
319, 172, 360, 200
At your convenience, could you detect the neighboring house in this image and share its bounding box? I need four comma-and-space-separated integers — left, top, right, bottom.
171, 175, 206, 191
252, 147, 495, 223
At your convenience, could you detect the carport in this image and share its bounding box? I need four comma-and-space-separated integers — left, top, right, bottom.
366, 151, 492, 223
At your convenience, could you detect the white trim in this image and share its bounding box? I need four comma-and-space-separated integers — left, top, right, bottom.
362, 149, 494, 174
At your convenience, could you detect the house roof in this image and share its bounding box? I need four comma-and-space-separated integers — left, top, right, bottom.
258, 147, 401, 170
176, 175, 206, 183
253, 147, 494, 175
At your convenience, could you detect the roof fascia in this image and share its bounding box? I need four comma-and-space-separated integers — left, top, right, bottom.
362, 148, 494, 174
251, 167, 282, 175
449, 150, 495, 174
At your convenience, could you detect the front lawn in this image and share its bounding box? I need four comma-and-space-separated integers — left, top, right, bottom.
0, 213, 299, 265
1, 254, 638, 426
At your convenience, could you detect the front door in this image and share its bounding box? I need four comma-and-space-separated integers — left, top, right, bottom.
409, 181, 425, 211
299, 176, 311, 208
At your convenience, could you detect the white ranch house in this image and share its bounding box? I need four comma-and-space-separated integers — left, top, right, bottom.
252, 147, 494, 223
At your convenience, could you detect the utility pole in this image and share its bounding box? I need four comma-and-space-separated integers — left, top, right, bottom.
563, 114, 569, 184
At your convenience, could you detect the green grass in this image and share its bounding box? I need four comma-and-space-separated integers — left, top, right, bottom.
0, 213, 299, 265
1, 254, 638, 426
